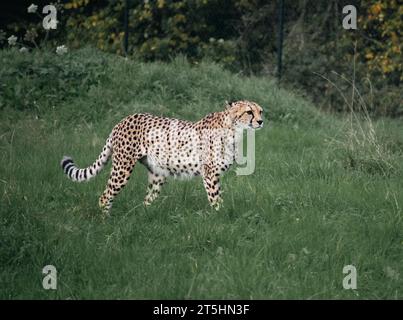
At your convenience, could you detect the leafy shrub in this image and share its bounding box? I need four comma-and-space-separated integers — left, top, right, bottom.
62, 0, 241, 62
276, 0, 402, 117
0, 47, 108, 112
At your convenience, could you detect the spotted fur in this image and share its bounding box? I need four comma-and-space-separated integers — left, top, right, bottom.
61, 100, 263, 215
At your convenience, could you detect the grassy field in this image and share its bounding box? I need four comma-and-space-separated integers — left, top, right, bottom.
0, 48, 402, 299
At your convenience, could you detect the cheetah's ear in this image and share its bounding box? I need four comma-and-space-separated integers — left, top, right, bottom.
225, 100, 234, 109
226, 104, 240, 123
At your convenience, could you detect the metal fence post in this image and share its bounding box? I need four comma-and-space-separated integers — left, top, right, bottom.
124, 0, 129, 55
277, 0, 285, 82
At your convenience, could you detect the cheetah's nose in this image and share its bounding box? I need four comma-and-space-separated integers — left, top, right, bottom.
257, 120, 263, 125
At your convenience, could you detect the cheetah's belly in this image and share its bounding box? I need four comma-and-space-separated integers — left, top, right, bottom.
143, 153, 201, 179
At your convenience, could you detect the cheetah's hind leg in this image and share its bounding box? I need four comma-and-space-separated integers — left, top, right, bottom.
99, 155, 137, 216
143, 171, 166, 206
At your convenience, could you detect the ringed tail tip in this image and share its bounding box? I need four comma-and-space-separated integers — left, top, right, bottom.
61, 156, 74, 173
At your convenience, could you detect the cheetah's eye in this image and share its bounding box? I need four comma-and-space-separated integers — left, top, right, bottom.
246, 110, 253, 115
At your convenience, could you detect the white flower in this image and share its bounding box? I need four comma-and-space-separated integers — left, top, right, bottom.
44, 19, 59, 30
56, 45, 68, 55
19, 47, 28, 53
8, 35, 17, 46
218, 38, 224, 44
27, 4, 38, 13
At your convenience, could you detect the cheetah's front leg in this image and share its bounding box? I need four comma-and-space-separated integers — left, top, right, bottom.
143, 172, 166, 206
202, 169, 223, 210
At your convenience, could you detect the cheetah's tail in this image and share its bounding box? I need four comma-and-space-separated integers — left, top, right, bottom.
60, 135, 113, 182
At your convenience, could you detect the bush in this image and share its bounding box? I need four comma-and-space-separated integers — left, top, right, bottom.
0, 47, 108, 113
62, 0, 242, 62
276, 0, 402, 117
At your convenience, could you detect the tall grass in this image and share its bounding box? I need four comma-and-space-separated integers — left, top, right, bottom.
315, 49, 398, 176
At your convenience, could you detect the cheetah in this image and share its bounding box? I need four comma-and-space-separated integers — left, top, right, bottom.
61, 100, 264, 215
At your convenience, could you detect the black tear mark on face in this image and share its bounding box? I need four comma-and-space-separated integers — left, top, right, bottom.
243, 110, 254, 121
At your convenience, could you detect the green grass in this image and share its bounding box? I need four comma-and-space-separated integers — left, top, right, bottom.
0, 48, 402, 299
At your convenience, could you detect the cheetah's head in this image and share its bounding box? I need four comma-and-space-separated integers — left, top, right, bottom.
226, 100, 264, 129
